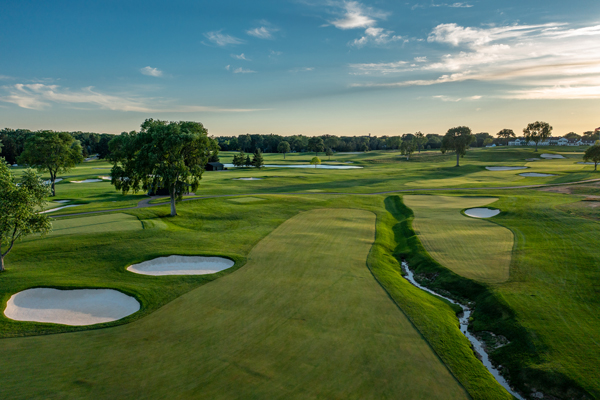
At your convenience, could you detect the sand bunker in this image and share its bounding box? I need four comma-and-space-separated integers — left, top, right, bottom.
519, 172, 556, 177
40, 204, 81, 214
127, 255, 235, 276
71, 179, 103, 183
486, 166, 528, 171
526, 158, 541, 161
233, 177, 263, 180
541, 154, 565, 159
464, 208, 500, 218
578, 162, 595, 165
4, 288, 139, 326
100, 176, 111, 180
55, 200, 71, 203
44, 178, 63, 185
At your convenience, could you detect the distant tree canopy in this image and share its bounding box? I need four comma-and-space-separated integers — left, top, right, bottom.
18, 131, 83, 196
496, 129, 516, 145
108, 119, 217, 217
400, 137, 417, 160
441, 126, 474, 167
564, 132, 581, 140
308, 137, 325, 155
473, 132, 493, 147
277, 141, 291, 159
583, 145, 600, 171
414, 132, 428, 153
310, 156, 321, 168
523, 121, 552, 152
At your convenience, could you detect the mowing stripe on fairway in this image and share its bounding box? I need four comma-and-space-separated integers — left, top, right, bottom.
0, 208, 468, 399
49, 213, 143, 236
404, 195, 514, 283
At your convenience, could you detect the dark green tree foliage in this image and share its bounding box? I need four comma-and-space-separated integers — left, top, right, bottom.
18, 131, 84, 196
496, 129, 516, 145
441, 126, 474, 167
523, 121, 552, 152
473, 132, 492, 147
245, 155, 252, 167
583, 145, 600, 171
0, 160, 52, 272
308, 137, 324, 155
564, 132, 581, 140
252, 149, 264, 168
386, 136, 402, 150
232, 151, 246, 167
326, 147, 333, 160
414, 131, 428, 152
208, 147, 220, 163
400, 138, 417, 160
277, 141, 290, 159
108, 119, 216, 217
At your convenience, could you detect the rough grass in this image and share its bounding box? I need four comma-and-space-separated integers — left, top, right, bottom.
403, 195, 514, 283
0, 208, 469, 400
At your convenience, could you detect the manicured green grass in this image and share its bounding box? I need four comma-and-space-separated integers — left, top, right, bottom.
0, 208, 469, 400
403, 195, 514, 283
47, 213, 143, 237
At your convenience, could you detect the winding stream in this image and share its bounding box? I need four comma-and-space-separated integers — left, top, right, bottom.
401, 261, 524, 400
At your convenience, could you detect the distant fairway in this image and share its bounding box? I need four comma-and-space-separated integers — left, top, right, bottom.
403, 195, 514, 283
0, 208, 467, 399
50, 213, 143, 236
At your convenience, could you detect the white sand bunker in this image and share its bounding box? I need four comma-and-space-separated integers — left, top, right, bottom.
541, 154, 565, 159
578, 162, 595, 165
233, 177, 263, 180
4, 288, 139, 326
44, 178, 63, 185
519, 172, 556, 177
71, 179, 103, 183
486, 166, 528, 171
464, 208, 500, 218
127, 255, 234, 276
100, 176, 111, 180
40, 204, 81, 214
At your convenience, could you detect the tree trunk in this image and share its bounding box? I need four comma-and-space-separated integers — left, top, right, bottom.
0, 253, 5, 272
535, 142, 538, 152
50, 172, 56, 197
170, 191, 177, 217
455, 152, 460, 167
284, 153, 286, 159
595, 162, 598, 171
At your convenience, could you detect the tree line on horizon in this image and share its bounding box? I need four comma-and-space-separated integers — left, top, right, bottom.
2, 127, 598, 164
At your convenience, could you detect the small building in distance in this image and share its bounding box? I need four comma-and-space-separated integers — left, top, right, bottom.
205, 162, 225, 171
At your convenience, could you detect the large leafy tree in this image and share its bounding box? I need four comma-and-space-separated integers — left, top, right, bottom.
0, 160, 52, 272
18, 131, 84, 196
277, 141, 290, 159
523, 121, 552, 152
496, 129, 516, 145
583, 145, 600, 171
310, 156, 321, 168
400, 137, 417, 160
109, 119, 217, 217
441, 126, 474, 167
414, 132, 428, 153
308, 137, 324, 156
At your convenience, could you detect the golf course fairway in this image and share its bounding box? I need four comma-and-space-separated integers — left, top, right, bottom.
404, 195, 514, 283
0, 208, 468, 399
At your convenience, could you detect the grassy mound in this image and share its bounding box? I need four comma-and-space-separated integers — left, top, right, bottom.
403, 195, 513, 283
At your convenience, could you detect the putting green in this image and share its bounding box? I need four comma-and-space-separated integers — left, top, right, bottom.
0, 208, 467, 399
403, 195, 513, 283
50, 213, 142, 236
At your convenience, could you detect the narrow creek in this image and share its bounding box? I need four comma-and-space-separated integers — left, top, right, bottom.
401, 261, 525, 400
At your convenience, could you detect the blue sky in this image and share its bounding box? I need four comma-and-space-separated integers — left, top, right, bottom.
1, 0, 599, 136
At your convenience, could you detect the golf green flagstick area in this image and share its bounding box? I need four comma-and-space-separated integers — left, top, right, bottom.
0, 208, 469, 400
403, 195, 514, 283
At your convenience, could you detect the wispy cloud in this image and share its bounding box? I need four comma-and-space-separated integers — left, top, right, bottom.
412, 2, 473, 10
233, 67, 256, 74
290, 67, 315, 72
247, 26, 278, 39
140, 66, 163, 77
204, 30, 244, 46
0, 83, 262, 112
231, 53, 250, 61
323, 1, 402, 47
433, 94, 482, 102
350, 22, 600, 99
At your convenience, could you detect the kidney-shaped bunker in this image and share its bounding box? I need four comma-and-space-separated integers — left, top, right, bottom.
464, 208, 501, 218
4, 288, 140, 326
127, 255, 235, 276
